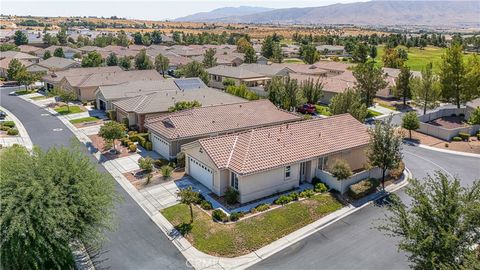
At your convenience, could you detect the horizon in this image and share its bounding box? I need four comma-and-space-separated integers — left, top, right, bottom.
1, 0, 365, 21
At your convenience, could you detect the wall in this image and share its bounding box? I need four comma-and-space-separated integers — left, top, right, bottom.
315, 167, 383, 194
325, 147, 368, 172
183, 143, 223, 196
78, 86, 100, 101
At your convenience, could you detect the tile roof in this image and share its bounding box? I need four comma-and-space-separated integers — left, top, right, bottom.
0, 57, 33, 69
97, 79, 179, 100
239, 63, 293, 77
114, 87, 245, 114
313, 61, 353, 72
146, 100, 301, 140
18, 45, 42, 53
271, 63, 328, 76
206, 65, 266, 79
290, 73, 354, 94
66, 69, 162, 88
42, 66, 123, 83
197, 114, 369, 175
0, 51, 40, 61
36, 57, 78, 70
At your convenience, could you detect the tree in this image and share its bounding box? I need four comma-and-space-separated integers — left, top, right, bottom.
0, 145, 116, 269
377, 172, 480, 269
202, 48, 217, 68
411, 62, 441, 114
53, 47, 65, 58
261, 35, 274, 58
396, 65, 412, 105
369, 46, 378, 61
330, 159, 353, 180
151, 30, 162, 45
106, 52, 118, 66
81, 51, 103, 67
271, 42, 283, 63
133, 32, 143, 45
329, 88, 368, 121
464, 54, 480, 100
352, 42, 369, 63
468, 107, 480, 125
7, 58, 26, 81
13, 30, 28, 45
58, 88, 77, 112
353, 62, 388, 107
116, 30, 129, 47
181, 61, 209, 84
367, 115, 403, 189
301, 44, 320, 64
244, 45, 257, 63
138, 157, 154, 172
282, 76, 303, 110
168, 100, 201, 112
134, 49, 153, 70
177, 187, 200, 223
118, 56, 131, 70
439, 43, 467, 108
382, 47, 405, 68
402, 111, 420, 139
43, 50, 51, 60
226, 84, 259, 100
56, 28, 68, 45
236, 37, 251, 53
301, 77, 323, 104
98, 121, 125, 151
155, 54, 169, 77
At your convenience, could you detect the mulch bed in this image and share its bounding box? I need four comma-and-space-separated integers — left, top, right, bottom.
73, 120, 104, 129
427, 116, 469, 129
124, 168, 186, 190
87, 134, 133, 160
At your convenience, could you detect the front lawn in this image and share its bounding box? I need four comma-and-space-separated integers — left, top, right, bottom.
69, 116, 99, 124
366, 109, 382, 118
30, 95, 47, 100
15, 90, 37, 95
162, 193, 343, 257
315, 104, 332, 116
54, 106, 83, 115
284, 58, 304, 64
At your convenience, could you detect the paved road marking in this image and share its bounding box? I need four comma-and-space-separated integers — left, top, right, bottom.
41, 113, 50, 116
52, 128, 63, 132
404, 150, 454, 179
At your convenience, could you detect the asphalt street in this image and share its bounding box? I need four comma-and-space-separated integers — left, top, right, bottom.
0, 88, 188, 270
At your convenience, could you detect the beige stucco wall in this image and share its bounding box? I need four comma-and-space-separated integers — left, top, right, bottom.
183, 144, 223, 196
325, 146, 368, 172
78, 86, 99, 101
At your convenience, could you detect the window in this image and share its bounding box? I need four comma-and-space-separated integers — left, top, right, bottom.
230, 172, 238, 190
285, 166, 291, 179
318, 157, 329, 170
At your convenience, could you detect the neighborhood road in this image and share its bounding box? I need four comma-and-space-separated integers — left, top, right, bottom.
251, 145, 479, 270
0, 89, 188, 270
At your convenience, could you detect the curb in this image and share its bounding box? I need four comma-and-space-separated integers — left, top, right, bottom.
405, 141, 480, 158
0, 105, 33, 149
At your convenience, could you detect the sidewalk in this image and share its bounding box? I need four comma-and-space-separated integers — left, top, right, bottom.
0, 106, 33, 149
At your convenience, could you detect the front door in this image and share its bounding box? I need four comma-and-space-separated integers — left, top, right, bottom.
300, 162, 307, 183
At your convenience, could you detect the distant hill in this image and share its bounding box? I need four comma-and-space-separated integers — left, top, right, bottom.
178, 1, 480, 27
174, 6, 275, 22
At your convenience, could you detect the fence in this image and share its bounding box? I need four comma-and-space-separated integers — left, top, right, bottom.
315, 167, 383, 194
417, 108, 480, 141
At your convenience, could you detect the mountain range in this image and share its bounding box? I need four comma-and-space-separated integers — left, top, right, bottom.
174, 1, 480, 27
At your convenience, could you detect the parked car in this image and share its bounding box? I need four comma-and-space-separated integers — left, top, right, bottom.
297, 104, 316, 114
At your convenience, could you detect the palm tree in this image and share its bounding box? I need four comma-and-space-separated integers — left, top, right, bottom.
177, 187, 199, 223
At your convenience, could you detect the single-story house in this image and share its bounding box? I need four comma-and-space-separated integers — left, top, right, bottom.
290, 73, 355, 104
206, 65, 271, 89
27, 57, 81, 73
18, 45, 43, 54
313, 61, 352, 76
316, 45, 346, 56
0, 57, 34, 78
239, 63, 293, 78
0, 51, 40, 63
192, 52, 244, 67
146, 99, 302, 160
42, 66, 123, 90
35, 46, 82, 59
182, 114, 370, 203
114, 86, 245, 132
281, 45, 300, 58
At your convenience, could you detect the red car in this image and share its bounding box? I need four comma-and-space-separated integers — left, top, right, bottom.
297, 104, 316, 114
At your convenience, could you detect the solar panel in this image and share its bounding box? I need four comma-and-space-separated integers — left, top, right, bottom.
174, 78, 206, 91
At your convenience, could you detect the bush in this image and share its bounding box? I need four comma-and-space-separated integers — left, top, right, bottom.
224, 187, 239, 205
274, 195, 292, 205
128, 144, 137, 152
229, 211, 245, 221
0, 125, 10, 131
348, 178, 380, 200
311, 176, 321, 185
458, 132, 470, 141
176, 152, 185, 168
122, 117, 129, 127
138, 157, 154, 172
7, 128, 19, 136
452, 136, 462, 142
330, 159, 353, 180
288, 192, 299, 201
2, 121, 15, 128
299, 189, 315, 198
106, 110, 115, 120
212, 209, 228, 222
389, 161, 405, 179
255, 203, 270, 212
200, 200, 212, 210
160, 165, 173, 178
154, 159, 169, 168
314, 183, 328, 193
144, 141, 152, 151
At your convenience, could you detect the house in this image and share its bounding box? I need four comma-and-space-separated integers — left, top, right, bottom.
114, 85, 245, 132
313, 61, 352, 76
271, 63, 328, 77
281, 44, 300, 58
60, 69, 162, 101
182, 114, 370, 203
0, 51, 40, 63
35, 46, 82, 59
206, 65, 271, 89
18, 45, 42, 54
316, 45, 346, 56
0, 58, 34, 78
256, 56, 268, 65
290, 73, 355, 104
42, 66, 123, 90
146, 50, 192, 70
146, 99, 301, 160
26, 57, 81, 73
192, 52, 244, 67
239, 63, 292, 77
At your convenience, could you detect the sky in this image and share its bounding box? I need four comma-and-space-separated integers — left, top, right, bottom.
0, 0, 364, 20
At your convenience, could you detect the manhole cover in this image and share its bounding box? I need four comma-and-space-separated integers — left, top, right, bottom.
53, 128, 63, 131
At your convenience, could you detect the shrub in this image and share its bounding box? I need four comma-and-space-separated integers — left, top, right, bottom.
128, 144, 137, 152
274, 195, 292, 205
330, 159, 353, 180
138, 157, 154, 172
0, 125, 10, 131
452, 136, 462, 142
299, 189, 315, 198
212, 209, 228, 222
176, 152, 185, 168
144, 141, 152, 151
288, 192, 299, 201
314, 183, 328, 193
160, 165, 173, 179
200, 200, 212, 210
7, 128, 19, 136
224, 187, 239, 205
154, 159, 169, 167
106, 110, 115, 120
229, 211, 244, 221
2, 121, 15, 128
127, 130, 137, 136
311, 176, 321, 185
445, 143, 449, 148
348, 178, 380, 200
122, 117, 129, 127
255, 203, 270, 212
388, 161, 405, 179
458, 132, 470, 141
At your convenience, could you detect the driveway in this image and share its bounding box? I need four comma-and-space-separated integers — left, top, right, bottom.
0, 87, 187, 270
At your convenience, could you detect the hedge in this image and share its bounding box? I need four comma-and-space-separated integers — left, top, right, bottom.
348, 178, 380, 200
200, 200, 212, 210
458, 132, 470, 141
212, 209, 228, 222
2, 121, 15, 128
7, 128, 19, 135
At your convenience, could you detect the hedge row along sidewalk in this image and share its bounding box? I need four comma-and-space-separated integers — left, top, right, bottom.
162, 193, 342, 257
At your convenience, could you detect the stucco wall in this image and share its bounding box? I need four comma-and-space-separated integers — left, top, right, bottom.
184, 144, 223, 196
325, 146, 368, 172
417, 107, 480, 140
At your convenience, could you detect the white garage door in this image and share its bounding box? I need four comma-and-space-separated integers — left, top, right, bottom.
151, 134, 170, 159
189, 157, 213, 189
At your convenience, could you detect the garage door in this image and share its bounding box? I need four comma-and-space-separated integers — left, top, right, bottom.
151, 134, 170, 159
189, 157, 213, 189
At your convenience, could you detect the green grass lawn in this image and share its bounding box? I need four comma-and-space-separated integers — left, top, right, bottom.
69, 116, 99, 124
15, 90, 37, 95
374, 45, 475, 73
284, 58, 304, 64
30, 95, 47, 100
162, 193, 343, 257
54, 106, 83, 115
366, 109, 383, 118
315, 104, 332, 116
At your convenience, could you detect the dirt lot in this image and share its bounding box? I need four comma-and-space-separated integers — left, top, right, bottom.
427, 116, 469, 129
406, 130, 480, 154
